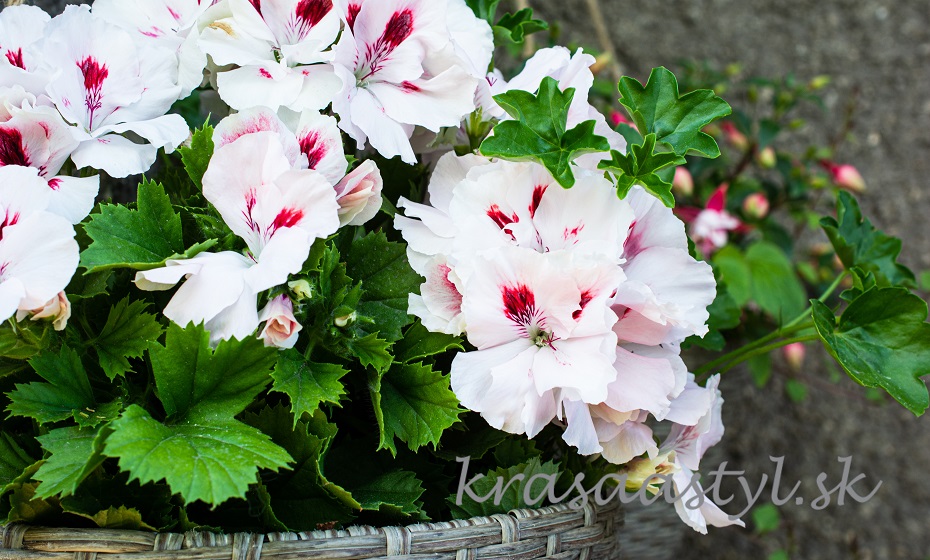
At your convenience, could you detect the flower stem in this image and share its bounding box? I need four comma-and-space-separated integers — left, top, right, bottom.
695, 271, 847, 379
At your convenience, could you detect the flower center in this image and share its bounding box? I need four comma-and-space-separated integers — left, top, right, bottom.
357, 9, 414, 84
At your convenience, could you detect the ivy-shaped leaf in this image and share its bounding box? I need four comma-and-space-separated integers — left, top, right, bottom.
618, 67, 732, 158
33, 426, 109, 499
494, 9, 548, 45
346, 333, 393, 373
7, 345, 95, 424
177, 123, 215, 189
346, 232, 422, 343
0, 433, 33, 488
104, 324, 290, 506
93, 297, 164, 380
373, 362, 462, 455
270, 350, 348, 428
481, 77, 610, 188
598, 133, 685, 207
820, 192, 915, 288
464, 0, 502, 22
812, 288, 930, 415
393, 322, 464, 364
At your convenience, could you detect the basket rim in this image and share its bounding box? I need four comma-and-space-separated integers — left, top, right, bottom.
1, 501, 622, 559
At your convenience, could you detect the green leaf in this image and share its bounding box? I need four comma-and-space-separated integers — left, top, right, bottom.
346, 232, 422, 343
820, 192, 915, 287
745, 242, 806, 322
480, 77, 610, 188
270, 350, 348, 427
34, 426, 109, 499
447, 457, 561, 518
784, 379, 808, 403
494, 9, 548, 45
347, 470, 425, 518
242, 405, 358, 530
464, 0, 501, 22
0, 324, 48, 361
93, 297, 164, 380
69, 506, 156, 531
178, 123, 215, 189
749, 354, 773, 388
598, 134, 685, 207
106, 405, 292, 506
0, 433, 33, 488
812, 288, 930, 415
148, 322, 277, 421
374, 362, 461, 455
347, 333, 394, 373
617, 67, 732, 158
80, 180, 185, 273
394, 322, 464, 364
752, 503, 781, 534
7, 346, 94, 424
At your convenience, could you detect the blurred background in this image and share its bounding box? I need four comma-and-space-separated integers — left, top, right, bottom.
24, 0, 930, 558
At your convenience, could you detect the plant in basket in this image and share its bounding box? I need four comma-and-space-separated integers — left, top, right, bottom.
0, 0, 926, 555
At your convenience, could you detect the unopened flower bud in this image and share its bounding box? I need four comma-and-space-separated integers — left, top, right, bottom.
672, 167, 694, 197
808, 75, 831, 90
258, 295, 302, 350
742, 193, 770, 220
335, 311, 357, 328
757, 146, 776, 169
334, 160, 384, 227
288, 279, 313, 301
610, 110, 635, 130
822, 161, 866, 193
16, 292, 71, 331
721, 122, 750, 151
783, 342, 806, 372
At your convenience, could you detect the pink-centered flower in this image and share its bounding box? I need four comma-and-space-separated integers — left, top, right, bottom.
331, 0, 481, 163
451, 247, 622, 438
0, 104, 98, 223
258, 294, 302, 348
40, 6, 190, 178
213, 106, 347, 184
198, 0, 342, 111
93, 0, 218, 98
135, 132, 340, 343
678, 184, 742, 255
0, 166, 79, 323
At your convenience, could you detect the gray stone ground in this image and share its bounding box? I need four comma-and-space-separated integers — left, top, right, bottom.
19, 1, 930, 558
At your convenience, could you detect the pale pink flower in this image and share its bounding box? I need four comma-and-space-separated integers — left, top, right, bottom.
136, 132, 340, 342
672, 167, 694, 197
334, 159, 383, 226
450, 247, 622, 439
822, 161, 866, 193
17, 291, 71, 332
198, 0, 342, 112
742, 192, 770, 220
331, 0, 480, 163
213, 106, 347, 184
687, 185, 742, 254
258, 294, 302, 349
0, 166, 79, 322
93, 0, 218, 98
41, 6, 190, 178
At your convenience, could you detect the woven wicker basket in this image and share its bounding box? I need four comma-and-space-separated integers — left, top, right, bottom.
0, 501, 622, 560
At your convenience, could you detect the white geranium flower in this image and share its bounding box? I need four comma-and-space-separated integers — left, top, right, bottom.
331, 0, 480, 163
135, 132, 340, 343
198, 0, 342, 112
0, 166, 79, 322
40, 6, 190, 178
0, 5, 53, 95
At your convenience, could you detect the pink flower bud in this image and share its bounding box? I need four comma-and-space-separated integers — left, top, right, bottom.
721, 121, 750, 151
673, 167, 694, 197
757, 146, 776, 169
610, 110, 625, 128
824, 162, 866, 193
782, 342, 806, 372
334, 160, 384, 227
16, 292, 71, 331
258, 295, 302, 350
742, 193, 770, 220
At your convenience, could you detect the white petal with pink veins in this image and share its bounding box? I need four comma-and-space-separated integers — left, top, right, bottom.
0, 212, 79, 312
0, 117, 50, 171
199, 12, 276, 68
664, 374, 715, 427
216, 63, 306, 111
368, 65, 478, 132
70, 134, 159, 179
290, 64, 343, 112
46, 176, 100, 225
0, 166, 52, 219
213, 107, 302, 164
0, 5, 51, 94
410, 255, 465, 335
43, 6, 145, 132
280, 108, 347, 182
623, 185, 689, 258
604, 346, 678, 419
